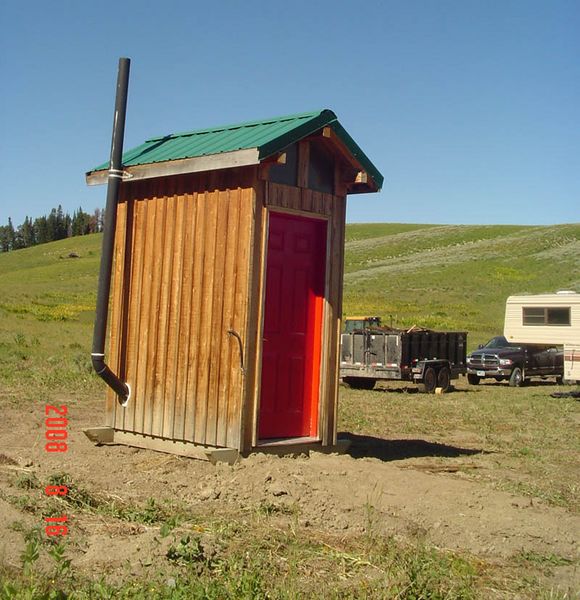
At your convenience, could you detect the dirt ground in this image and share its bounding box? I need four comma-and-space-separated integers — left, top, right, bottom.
1, 385, 578, 594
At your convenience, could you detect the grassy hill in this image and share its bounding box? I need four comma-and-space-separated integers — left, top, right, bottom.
0, 235, 102, 401
0, 223, 578, 400
344, 223, 580, 343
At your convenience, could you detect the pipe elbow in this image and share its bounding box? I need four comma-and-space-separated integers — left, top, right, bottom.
91, 353, 130, 405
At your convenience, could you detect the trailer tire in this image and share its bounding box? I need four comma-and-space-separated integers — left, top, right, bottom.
467, 374, 480, 385
437, 367, 451, 392
344, 377, 376, 390
423, 367, 437, 394
509, 367, 524, 387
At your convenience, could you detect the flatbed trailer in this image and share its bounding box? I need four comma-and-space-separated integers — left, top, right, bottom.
340, 319, 467, 392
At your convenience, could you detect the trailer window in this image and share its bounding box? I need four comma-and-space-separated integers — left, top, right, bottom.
522, 307, 571, 326
547, 308, 571, 325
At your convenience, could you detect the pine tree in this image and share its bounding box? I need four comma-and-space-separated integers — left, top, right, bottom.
20, 216, 36, 247
34, 216, 50, 244
12, 227, 25, 250
0, 205, 104, 252
0, 226, 10, 252
72, 207, 92, 236
55, 205, 67, 240
6, 218, 16, 250
65, 212, 72, 238
46, 209, 58, 242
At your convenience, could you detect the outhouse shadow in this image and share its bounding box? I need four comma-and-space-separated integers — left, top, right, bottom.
338, 432, 485, 462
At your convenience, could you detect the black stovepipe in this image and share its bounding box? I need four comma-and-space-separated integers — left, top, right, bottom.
91, 57, 131, 405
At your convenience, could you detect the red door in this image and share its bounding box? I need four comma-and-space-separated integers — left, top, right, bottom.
259, 212, 327, 439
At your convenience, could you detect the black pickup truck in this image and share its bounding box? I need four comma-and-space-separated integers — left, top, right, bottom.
466, 336, 563, 386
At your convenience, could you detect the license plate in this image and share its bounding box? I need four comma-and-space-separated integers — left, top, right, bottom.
476, 370, 486, 377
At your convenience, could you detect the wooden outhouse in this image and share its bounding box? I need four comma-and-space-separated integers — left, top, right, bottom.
85, 109, 383, 461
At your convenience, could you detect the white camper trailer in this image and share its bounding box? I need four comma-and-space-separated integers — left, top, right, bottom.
504, 291, 580, 382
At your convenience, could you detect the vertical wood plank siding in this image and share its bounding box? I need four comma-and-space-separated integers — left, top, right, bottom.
106, 169, 345, 454
106, 171, 255, 449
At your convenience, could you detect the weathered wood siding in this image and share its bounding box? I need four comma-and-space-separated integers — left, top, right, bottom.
105, 163, 345, 455
106, 170, 256, 449
242, 181, 346, 451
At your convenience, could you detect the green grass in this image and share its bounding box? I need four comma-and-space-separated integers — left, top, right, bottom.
0, 225, 579, 598
345, 223, 440, 242
2, 511, 481, 599
0, 235, 102, 402
3, 464, 482, 597
3, 495, 573, 598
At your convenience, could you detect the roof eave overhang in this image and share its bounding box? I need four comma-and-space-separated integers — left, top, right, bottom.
328, 122, 383, 193
85, 147, 261, 186
307, 126, 382, 194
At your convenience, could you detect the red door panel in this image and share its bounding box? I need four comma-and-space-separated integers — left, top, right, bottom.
259, 212, 326, 439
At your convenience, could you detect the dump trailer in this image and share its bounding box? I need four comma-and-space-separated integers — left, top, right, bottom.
340, 318, 467, 392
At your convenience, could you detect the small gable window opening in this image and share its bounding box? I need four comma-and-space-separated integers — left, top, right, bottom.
308, 142, 335, 194
268, 143, 298, 187
268, 141, 336, 194
522, 307, 571, 326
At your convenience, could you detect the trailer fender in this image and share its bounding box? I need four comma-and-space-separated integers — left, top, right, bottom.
412, 360, 454, 393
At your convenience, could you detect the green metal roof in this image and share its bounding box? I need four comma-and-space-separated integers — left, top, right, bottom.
90, 109, 383, 189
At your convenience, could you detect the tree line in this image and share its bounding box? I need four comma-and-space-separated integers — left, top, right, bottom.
0, 206, 104, 253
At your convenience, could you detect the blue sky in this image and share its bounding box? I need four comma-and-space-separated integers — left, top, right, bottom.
1, 0, 578, 226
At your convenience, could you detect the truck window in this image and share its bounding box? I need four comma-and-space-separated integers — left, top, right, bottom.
343, 317, 381, 333
344, 320, 365, 334
522, 307, 571, 326
483, 336, 517, 349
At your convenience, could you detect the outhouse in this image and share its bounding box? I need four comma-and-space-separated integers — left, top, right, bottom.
85, 109, 383, 462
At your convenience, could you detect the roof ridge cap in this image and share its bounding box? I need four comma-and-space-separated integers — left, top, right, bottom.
146, 109, 335, 142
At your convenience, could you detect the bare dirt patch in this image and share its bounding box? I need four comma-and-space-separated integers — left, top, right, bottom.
1, 382, 578, 596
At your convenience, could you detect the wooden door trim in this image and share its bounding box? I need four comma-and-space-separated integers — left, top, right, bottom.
255, 208, 329, 442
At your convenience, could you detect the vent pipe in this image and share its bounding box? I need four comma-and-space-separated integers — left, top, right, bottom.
91, 57, 131, 405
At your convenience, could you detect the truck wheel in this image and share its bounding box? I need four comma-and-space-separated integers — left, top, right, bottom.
467, 374, 480, 385
437, 367, 451, 392
423, 367, 437, 393
509, 367, 524, 387
343, 377, 376, 390
556, 375, 563, 385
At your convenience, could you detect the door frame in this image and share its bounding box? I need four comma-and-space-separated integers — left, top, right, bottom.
254, 207, 330, 445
